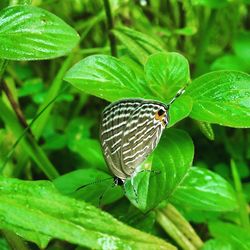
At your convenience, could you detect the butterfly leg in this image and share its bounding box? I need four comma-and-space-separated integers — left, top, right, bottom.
98, 182, 116, 208
131, 178, 139, 204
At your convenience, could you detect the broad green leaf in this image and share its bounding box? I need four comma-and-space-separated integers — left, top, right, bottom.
0, 6, 79, 60
53, 168, 123, 206
172, 167, 237, 211
144, 52, 190, 101
186, 71, 250, 128
168, 96, 193, 127
209, 222, 250, 250
125, 129, 194, 212
211, 55, 250, 73
113, 26, 165, 65
0, 177, 176, 250
64, 55, 147, 101
68, 138, 106, 169
201, 239, 232, 250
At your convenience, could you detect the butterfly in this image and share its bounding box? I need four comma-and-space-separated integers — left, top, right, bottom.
99, 89, 185, 186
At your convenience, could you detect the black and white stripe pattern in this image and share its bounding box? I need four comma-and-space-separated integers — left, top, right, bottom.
100, 98, 169, 181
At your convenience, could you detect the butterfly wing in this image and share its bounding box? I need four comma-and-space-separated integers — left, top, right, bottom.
100, 99, 143, 180
120, 101, 166, 176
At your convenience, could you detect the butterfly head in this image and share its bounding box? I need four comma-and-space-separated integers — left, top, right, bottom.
154, 104, 169, 128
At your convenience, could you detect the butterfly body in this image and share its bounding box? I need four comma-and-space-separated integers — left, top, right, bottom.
100, 98, 169, 183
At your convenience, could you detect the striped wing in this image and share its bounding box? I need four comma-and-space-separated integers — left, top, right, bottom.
120, 102, 165, 176
100, 99, 143, 180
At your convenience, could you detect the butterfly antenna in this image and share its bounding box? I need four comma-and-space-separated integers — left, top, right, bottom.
75, 177, 113, 191
168, 85, 187, 105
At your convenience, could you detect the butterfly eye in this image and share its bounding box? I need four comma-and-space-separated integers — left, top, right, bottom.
157, 109, 165, 116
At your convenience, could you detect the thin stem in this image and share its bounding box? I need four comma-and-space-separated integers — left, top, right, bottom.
0, 98, 59, 179
0, 60, 8, 79
162, 204, 203, 249
0, 84, 70, 176
231, 159, 250, 230
1, 80, 29, 129
103, 0, 117, 57
32, 53, 74, 139
194, 9, 217, 76
156, 209, 197, 250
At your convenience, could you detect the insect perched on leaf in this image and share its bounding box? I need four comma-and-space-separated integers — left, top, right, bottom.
100, 88, 185, 187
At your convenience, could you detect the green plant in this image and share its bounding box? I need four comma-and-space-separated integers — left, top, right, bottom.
0, 1, 249, 250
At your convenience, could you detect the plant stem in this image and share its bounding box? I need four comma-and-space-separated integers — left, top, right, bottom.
156, 209, 197, 250
194, 9, 217, 76
0, 60, 8, 79
231, 159, 250, 230
1, 80, 29, 129
162, 204, 203, 249
32, 53, 74, 139
103, 0, 117, 57
0, 99, 59, 179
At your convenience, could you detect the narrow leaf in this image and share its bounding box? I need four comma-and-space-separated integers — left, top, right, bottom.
196, 121, 214, 140
113, 26, 165, 65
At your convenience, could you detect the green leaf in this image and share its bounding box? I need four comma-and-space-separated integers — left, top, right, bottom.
191, 0, 229, 8
0, 176, 176, 250
196, 121, 215, 140
0, 6, 79, 60
168, 96, 193, 127
113, 26, 165, 65
233, 31, 250, 62
209, 222, 250, 250
201, 239, 233, 250
172, 167, 237, 211
68, 138, 106, 169
125, 129, 194, 212
144, 52, 190, 101
186, 71, 250, 128
53, 168, 123, 206
0, 237, 10, 250
211, 55, 250, 73
64, 55, 147, 102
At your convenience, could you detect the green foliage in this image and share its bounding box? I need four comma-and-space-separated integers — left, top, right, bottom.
0, 176, 175, 250
113, 26, 165, 64
125, 129, 194, 212
0, 6, 79, 60
172, 167, 237, 211
208, 222, 250, 250
186, 71, 250, 127
0, 0, 249, 249
144, 52, 190, 101
64, 55, 145, 101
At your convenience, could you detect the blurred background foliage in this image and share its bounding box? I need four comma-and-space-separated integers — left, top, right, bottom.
0, 0, 249, 250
